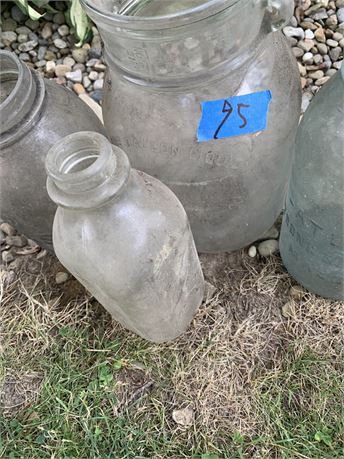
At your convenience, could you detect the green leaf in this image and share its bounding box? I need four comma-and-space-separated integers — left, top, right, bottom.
15, 0, 44, 20
69, 0, 90, 46
94, 426, 102, 438
35, 433, 46, 445
113, 360, 123, 370
314, 431, 332, 446
98, 364, 113, 386
233, 431, 244, 444
201, 455, 220, 459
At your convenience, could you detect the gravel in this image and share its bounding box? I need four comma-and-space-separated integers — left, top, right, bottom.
0, 12, 105, 102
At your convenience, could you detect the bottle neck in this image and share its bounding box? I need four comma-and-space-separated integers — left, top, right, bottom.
0, 50, 45, 147
46, 132, 131, 210
83, 0, 273, 83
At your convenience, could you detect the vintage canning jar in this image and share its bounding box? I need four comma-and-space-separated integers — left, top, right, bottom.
46, 132, 204, 342
0, 50, 106, 251
81, 0, 301, 253
280, 66, 344, 300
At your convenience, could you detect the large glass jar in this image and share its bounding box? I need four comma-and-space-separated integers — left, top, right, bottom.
0, 50, 106, 252
279, 66, 344, 300
46, 132, 204, 342
81, 0, 301, 253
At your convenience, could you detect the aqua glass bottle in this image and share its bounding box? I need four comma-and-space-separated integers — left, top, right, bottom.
279, 65, 344, 300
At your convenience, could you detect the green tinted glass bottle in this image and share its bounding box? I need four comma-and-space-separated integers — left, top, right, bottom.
279, 66, 344, 300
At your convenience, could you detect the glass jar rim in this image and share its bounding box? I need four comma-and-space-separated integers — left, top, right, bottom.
80, 0, 237, 30
0, 50, 25, 113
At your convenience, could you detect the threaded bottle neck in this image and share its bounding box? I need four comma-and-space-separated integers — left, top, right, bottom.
46, 132, 131, 210
0, 50, 44, 141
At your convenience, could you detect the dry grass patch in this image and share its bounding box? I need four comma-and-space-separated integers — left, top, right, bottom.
0, 250, 343, 458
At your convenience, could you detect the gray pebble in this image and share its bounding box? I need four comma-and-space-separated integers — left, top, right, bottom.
317, 43, 328, 54
329, 46, 342, 60
337, 0, 344, 7
5, 235, 27, 248
25, 18, 39, 30
55, 64, 72, 77
19, 52, 30, 61
58, 25, 69, 37
65, 69, 82, 82
83, 75, 92, 88
2, 18, 18, 32
88, 70, 98, 81
1, 31, 17, 46
310, 8, 328, 20
54, 38, 67, 49
45, 50, 56, 61
337, 8, 344, 23
37, 46, 47, 60
327, 38, 339, 46
18, 40, 38, 52
17, 33, 28, 44
326, 68, 337, 75
292, 47, 304, 58
73, 63, 86, 72
258, 239, 279, 257
41, 22, 53, 39
283, 26, 305, 39
332, 60, 343, 69
305, 29, 315, 39
93, 79, 104, 90
248, 245, 257, 258
35, 60, 46, 68
302, 52, 314, 63
309, 70, 325, 79
333, 32, 344, 41
2, 250, 15, 264
55, 271, 69, 284
63, 56, 75, 67
72, 48, 88, 63
298, 39, 315, 51
11, 5, 27, 23
326, 14, 338, 28
313, 53, 323, 64
53, 12, 65, 25
301, 92, 313, 112
16, 26, 31, 34
315, 76, 331, 85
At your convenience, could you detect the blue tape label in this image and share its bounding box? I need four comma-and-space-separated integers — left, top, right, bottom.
197, 90, 272, 142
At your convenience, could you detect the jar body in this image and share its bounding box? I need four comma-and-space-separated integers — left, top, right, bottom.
279, 70, 344, 300
103, 32, 301, 252
0, 62, 105, 252
50, 152, 204, 342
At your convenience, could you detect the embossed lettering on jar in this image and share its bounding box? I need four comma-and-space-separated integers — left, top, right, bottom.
0, 50, 105, 251
82, 0, 301, 253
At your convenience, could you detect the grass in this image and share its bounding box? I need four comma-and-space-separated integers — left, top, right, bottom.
0, 251, 343, 458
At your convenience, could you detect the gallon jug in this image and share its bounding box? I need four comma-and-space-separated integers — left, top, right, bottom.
46, 132, 204, 342
0, 50, 106, 251
81, 0, 301, 253
280, 66, 344, 300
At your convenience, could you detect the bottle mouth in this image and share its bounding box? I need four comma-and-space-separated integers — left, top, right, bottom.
80, 0, 237, 30
46, 132, 131, 209
46, 131, 115, 190
0, 50, 36, 133
0, 51, 23, 109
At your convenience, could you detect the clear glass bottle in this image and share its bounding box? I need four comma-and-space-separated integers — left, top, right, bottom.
0, 50, 106, 251
81, 0, 301, 253
279, 66, 344, 300
46, 132, 204, 342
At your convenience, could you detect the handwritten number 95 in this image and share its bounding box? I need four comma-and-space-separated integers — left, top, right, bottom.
214, 100, 250, 140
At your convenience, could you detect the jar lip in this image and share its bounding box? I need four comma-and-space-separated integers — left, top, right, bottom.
80, 0, 237, 30
46, 131, 114, 186
0, 50, 25, 113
